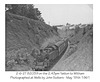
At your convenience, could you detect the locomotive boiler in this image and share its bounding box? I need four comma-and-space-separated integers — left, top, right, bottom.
32, 39, 69, 71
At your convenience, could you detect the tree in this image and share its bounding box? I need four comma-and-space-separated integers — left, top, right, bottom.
5, 4, 44, 22
75, 25, 80, 34
5, 4, 12, 10
52, 26, 58, 32
27, 5, 38, 20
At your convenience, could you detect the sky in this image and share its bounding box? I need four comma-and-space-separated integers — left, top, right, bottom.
35, 4, 93, 25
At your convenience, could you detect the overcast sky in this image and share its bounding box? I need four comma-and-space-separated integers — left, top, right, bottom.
35, 4, 93, 25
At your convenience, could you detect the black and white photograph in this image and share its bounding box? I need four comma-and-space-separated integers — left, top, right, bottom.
5, 4, 93, 71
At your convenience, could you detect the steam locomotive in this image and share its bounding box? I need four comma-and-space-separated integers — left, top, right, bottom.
31, 39, 69, 71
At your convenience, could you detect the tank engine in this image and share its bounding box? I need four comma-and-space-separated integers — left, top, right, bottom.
30, 39, 68, 71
